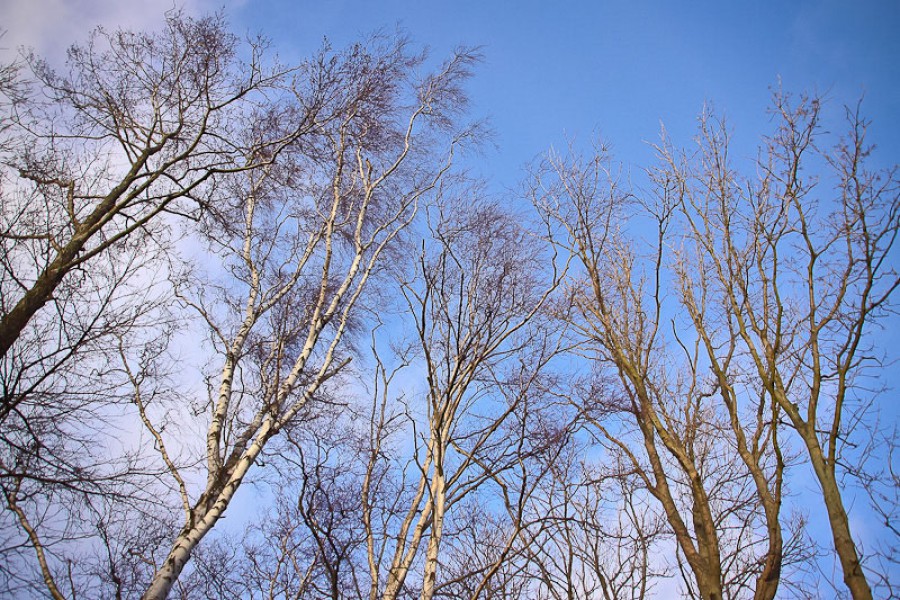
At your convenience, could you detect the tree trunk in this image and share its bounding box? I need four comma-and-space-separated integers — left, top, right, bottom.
802, 430, 873, 600
420, 467, 446, 600
141, 533, 200, 600
0, 253, 71, 363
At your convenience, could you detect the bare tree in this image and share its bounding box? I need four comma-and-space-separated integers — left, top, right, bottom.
133, 34, 478, 599
0, 21, 480, 599
0, 11, 309, 369
658, 93, 899, 599
365, 194, 564, 600
0, 14, 311, 591
6, 13, 894, 598
198, 194, 570, 600
534, 138, 810, 600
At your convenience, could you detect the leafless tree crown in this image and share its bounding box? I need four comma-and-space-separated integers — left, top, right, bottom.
1, 14, 897, 600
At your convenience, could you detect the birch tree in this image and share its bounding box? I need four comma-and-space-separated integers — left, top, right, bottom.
0, 16, 313, 586
135, 35, 478, 600
1, 24, 480, 599
196, 194, 569, 600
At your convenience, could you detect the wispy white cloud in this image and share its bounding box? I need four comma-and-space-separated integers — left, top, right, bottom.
0, 0, 246, 66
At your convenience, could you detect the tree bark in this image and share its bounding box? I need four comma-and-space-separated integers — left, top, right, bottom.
800, 428, 873, 600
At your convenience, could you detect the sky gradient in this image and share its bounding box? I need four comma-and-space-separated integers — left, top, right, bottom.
4, 1, 899, 181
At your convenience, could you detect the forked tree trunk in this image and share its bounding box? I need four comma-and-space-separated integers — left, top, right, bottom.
141, 428, 268, 600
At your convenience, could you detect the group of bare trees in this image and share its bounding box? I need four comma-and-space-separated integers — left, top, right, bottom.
528, 95, 899, 600
1, 12, 897, 600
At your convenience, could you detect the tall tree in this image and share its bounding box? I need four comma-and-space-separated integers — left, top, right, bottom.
0, 16, 314, 561
1, 21, 480, 599
137, 33, 478, 600
534, 134, 814, 600
383, 195, 563, 600
230, 193, 569, 600
659, 93, 899, 599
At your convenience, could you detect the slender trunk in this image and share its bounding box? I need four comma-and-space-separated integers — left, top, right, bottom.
141, 495, 229, 600
420, 467, 446, 600
380, 472, 434, 600
5, 486, 67, 600
141, 522, 209, 600
801, 428, 873, 600
142, 423, 270, 600
720, 379, 783, 600
640, 421, 724, 600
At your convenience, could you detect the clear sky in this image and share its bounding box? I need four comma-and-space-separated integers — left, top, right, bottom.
227, 0, 900, 185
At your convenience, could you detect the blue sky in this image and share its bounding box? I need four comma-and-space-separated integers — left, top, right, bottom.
228, 3, 900, 584
227, 0, 900, 185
